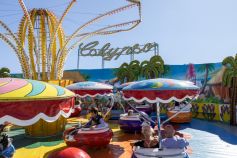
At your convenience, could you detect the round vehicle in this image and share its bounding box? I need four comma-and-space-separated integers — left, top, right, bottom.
167, 110, 192, 123
119, 112, 152, 133
119, 113, 142, 133
63, 125, 113, 148
121, 78, 199, 158
135, 104, 152, 115
70, 105, 82, 117
132, 146, 189, 158
48, 147, 91, 158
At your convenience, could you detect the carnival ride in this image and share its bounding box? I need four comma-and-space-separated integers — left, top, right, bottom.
117, 81, 154, 133
0, 78, 75, 137
66, 81, 114, 119
121, 78, 199, 158
64, 81, 114, 148
119, 111, 151, 133
69, 99, 82, 117
67, 81, 113, 98
0, 0, 142, 140
135, 104, 152, 115
167, 110, 192, 123
64, 124, 113, 148
0, 0, 141, 81
167, 102, 192, 123
48, 147, 91, 158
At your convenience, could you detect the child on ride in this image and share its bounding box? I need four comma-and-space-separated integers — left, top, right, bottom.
134, 122, 159, 148
0, 124, 15, 158
161, 125, 189, 149
84, 107, 107, 129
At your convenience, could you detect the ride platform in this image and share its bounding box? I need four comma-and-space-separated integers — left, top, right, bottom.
5, 118, 237, 158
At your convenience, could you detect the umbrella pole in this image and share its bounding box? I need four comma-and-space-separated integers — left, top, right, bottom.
117, 92, 126, 113
118, 101, 126, 113
156, 102, 162, 148
127, 102, 155, 124
156, 102, 160, 131
103, 95, 115, 119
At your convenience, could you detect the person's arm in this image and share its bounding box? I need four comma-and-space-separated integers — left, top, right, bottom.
178, 138, 189, 148
150, 137, 159, 148
183, 139, 189, 147
153, 137, 159, 144
133, 140, 144, 147
160, 139, 166, 148
96, 118, 107, 128
83, 119, 92, 128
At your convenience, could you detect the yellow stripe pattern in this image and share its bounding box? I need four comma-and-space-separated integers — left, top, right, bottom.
0, 79, 74, 100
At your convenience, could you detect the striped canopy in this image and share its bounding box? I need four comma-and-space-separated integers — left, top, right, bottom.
0, 78, 75, 126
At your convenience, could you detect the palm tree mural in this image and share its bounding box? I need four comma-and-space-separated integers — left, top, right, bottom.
115, 60, 140, 83
115, 55, 164, 82
140, 55, 164, 79
129, 60, 141, 81
186, 63, 196, 84
0, 67, 10, 78
161, 65, 170, 77
198, 63, 215, 94
222, 54, 237, 125
140, 60, 152, 79
115, 63, 128, 83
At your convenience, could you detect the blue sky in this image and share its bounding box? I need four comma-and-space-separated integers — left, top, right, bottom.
0, 0, 236, 73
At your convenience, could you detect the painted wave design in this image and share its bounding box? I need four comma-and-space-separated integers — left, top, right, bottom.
51, 84, 65, 96
0, 78, 12, 85
26, 80, 46, 97
0, 78, 12, 87
0, 78, 28, 95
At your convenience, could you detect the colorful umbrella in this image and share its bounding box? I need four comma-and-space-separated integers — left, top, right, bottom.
66, 81, 113, 98
0, 78, 75, 126
122, 78, 199, 138
122, 78, 199, 103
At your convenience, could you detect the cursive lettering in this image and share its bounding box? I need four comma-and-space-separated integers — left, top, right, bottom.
79, 41, 158, 61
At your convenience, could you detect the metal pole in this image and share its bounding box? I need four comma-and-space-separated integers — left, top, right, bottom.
157, 43, 159, 55
156, 102, 160, 131
127, 102, 155, 124
77, 47, 80, 69
157, 102, 161, 148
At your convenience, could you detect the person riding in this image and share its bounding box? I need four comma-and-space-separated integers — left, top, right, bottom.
134, 122, 159, 148
128, 109, 134, 116
161, 125, 189, 149
0, 125, 15, 158
174, 101, 180, 110
180, 101, 192, 111
83, 107, 107, 129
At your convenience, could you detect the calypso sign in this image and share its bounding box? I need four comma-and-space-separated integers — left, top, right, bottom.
79, 41, 158, 61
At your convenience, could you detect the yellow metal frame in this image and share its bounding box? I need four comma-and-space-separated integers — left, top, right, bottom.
18, 9, 65, 80
0, 0, 141, 81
